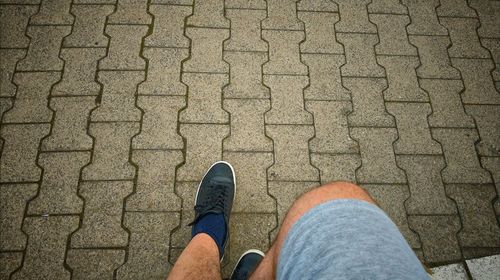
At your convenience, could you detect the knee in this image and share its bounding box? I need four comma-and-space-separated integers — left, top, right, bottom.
297, 181, 375, 208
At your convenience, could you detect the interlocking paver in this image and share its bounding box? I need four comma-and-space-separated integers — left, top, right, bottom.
465, 105, 500, 156
409, 35, 460, 79
108, 0, 151, 24
53, 48, 105, 96
0, 49, 25, 97
441, 18, 489, 59
481, 38, 500, 81
133, 96, 184, 149
71, 181, 132, 247
0, 4, 37, 48
223, 152, 275, 212
0, 98, 13, 120
82, 122, 139, 181
266, 125, 319, 181
371, 14, 416, 56
117, 212, 179, 280
28, 152, 89, 215
262, 0, 303, 30
0, 184, 37, 250
344, 78, 394, 127
223, 52, 269, 99
180, 73, 228, 123
63, 4, 113, 47
262, 30, 308, 75
264, 75, 312, 125
481, 157, 500, 214
432, 128, 492, 184
335, 0, 376, 33
184, 28, 229, 73
151, 0, 192, 4
99, 25, 148, 70
306, 100, 357, 153
224, 9, 267, 52
452, 58, 500, 104
30, 0, 73, 25
12, 216, 79, 280
302, 54, 350, 101
402, 0, 447, 35
386, 102, 441, 154
299, 11, 342, 54
170, 182, 197, 249
127, 150, 183, 211
311, 154, 360, 183
187, 0, 228, 28
419, 79, 474, 128
408, 215, 462, 263
469, 0, 500, 38
146, 4, 190, 48
378, 56, 427, 102
0, 252, 22, 280
0, 124, 49, 182
17, 25, 71, 71
436, 0, 475, 17
351, 128, 406, 183
368, 0, 407, 14
226, 0, 265, 9
298, 0, 337, 12
397, 155, 456, 214
67, 249, 125, 280
223, 99, 272, 152
337, 33, 385, 77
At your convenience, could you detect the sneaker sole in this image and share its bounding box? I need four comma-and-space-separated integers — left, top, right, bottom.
230, 249, 266, 279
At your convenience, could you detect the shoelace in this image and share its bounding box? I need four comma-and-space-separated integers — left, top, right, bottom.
189, 184, 228, 225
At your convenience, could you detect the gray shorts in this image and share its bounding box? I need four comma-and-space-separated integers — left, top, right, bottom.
277, 199, 430, 280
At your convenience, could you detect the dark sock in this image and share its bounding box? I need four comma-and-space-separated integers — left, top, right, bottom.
192, 213, 227, 257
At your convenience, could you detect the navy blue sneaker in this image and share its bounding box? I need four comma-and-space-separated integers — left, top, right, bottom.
230, 249, 265, 280
189, 161, 236, 260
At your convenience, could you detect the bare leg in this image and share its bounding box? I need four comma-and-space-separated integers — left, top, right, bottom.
168, 233, 222, 280
249, 181, 375, 279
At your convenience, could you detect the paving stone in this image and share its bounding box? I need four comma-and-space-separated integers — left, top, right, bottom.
430, 263, 468, 280
469, 0, 500, 38
482, 38, 500, 81
99, 25, 148, 70
467, 255, 500, 280
402, 0, 447, 35
338, 33, 385, 77
0, 252, 22, 280
30, 0, 73, 25
170, 181, 197, 248
311, 154, 360, 184
306, 101, 357, 153
82, 122, 139, 181
452, 58, 500, 104
397, 155, 456, 215
409, 35, 460, 79
184, 27, 229, 73
17, 25, 71, 71
363, 184, 420, 248
371, 14, 416, 56
351, 128, 406, 183
53, 48, 105, 96
378, 56, 427, 102
0, 49, 25, 97
73, 0, 115, 4
108, 0, 151, 24
225, 9, 267, 52
91, 71, 143, 122
223, 152, 275, 212
302, 54, 350, 101
368, 0, 407, 14
177, 124, 229, 181
264, 75, 312, 125
0, 0, 39, 3
67, 249, 125, 280
335, 0, 376, 33
344, 78, 394, 127
420, 79, 475, 128
42, 97, 95, 151
262, 0, 303, 30
71, 181, 132, 247
12, 216, 79, 280
0, 124, 49, 182
64, 4, 113, 47
481, 157, 500, 214
463, 248, 500, 260
298, 0, 337, 12
151, 0, 192, 4
127, 150, 183, 211
447, 184, 500, 247
432, 128, 492, 184
0, 97, 13, 120
386, 102, 441, 154
223, 52, 269, 99
187, 0, 228, 28
146, 4, 190, 48
441, 18, 489, 59
266, 125, 319, 181
465, 105, 500, 156
223, 99, 272, 152
262, 30, 308, 75
117, 212, 179, 280
408, 215, 462, 263
299, 11, 342, 54
132, 96, 184, 149
226, 0, 265, 9
0, 4, 37, 48
180, 73, 228, 123
28, 152, 89, 215
0, 184, 37, 250
436, 0, 476, 17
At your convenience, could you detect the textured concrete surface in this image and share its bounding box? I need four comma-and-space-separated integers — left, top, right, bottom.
0, 0, 499, 279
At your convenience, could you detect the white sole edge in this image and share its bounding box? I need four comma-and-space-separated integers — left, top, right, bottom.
230, 249, 266, 279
